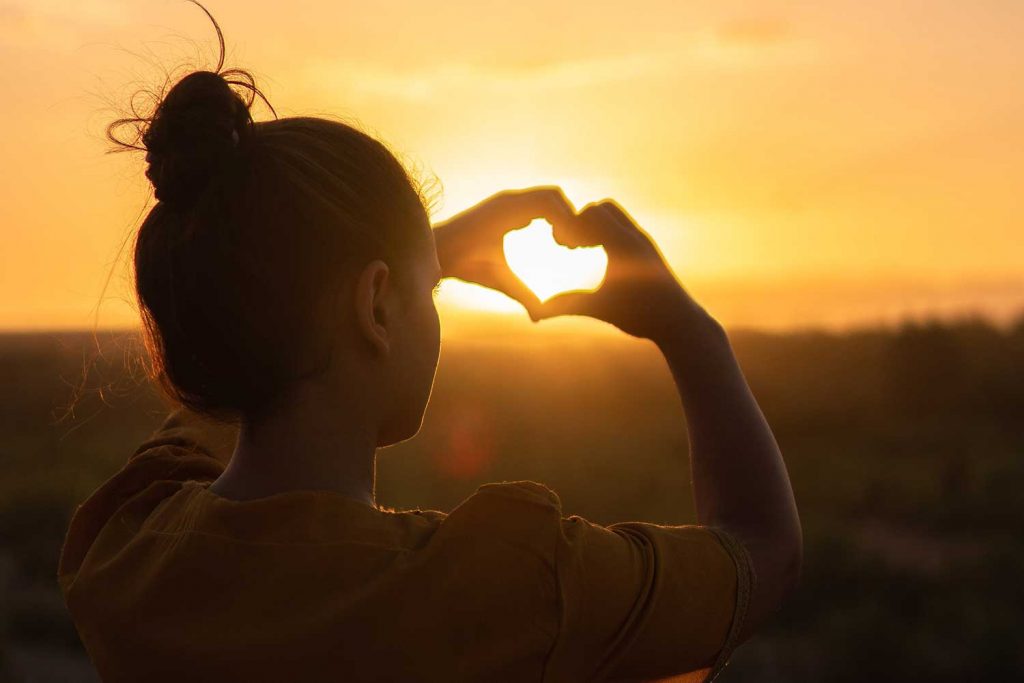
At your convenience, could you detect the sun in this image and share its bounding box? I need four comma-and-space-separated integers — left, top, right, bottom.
432, 174, 611, 314
503, 220, 607, 302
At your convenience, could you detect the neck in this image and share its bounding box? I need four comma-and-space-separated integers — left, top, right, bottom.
209, 381, 379, 508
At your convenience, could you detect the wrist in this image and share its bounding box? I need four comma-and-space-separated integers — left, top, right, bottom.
650, 295, 726, 351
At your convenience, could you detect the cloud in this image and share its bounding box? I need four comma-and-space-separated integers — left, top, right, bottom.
694, 17, 814, 68
0, 0, 129, 50
1, 0, 128, 26
305, 50, 668, 103
304, 18, 817, 105
715, 18, 793, 47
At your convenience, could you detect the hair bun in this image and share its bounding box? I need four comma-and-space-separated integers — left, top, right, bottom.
143, 70, 252, 206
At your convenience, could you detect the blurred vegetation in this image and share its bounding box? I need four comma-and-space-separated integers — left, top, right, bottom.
1, 313, 1022, 681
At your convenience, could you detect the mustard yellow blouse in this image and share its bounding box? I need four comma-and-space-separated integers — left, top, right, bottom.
58, 409, 753, 682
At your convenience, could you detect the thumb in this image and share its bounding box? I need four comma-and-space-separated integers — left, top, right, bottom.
492, 270, 544, 321
535, 291, 599, 321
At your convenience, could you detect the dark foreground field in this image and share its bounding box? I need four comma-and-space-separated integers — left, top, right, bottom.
1, 315, 1022, 681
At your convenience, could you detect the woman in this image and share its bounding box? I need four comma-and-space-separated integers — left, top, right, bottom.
58, 7, 801, 682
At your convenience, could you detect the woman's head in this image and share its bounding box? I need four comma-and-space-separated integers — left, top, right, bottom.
112, 37, 441, 442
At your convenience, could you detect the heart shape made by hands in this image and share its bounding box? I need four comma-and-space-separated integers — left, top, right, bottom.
503, 219, 608, 303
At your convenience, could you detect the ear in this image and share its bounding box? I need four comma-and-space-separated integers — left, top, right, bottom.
354, 259, 393, 355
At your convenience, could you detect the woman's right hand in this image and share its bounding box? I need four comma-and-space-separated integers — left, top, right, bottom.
535, 200, 706, 342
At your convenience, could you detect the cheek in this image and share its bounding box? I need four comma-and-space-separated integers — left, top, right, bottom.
410, 294, 440, 365
426, 300, 441, 361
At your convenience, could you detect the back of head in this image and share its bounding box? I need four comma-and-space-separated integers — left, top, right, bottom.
109, 6, 430, 424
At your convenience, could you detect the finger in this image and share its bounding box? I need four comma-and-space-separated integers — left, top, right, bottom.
599, 201, 657, 245
490, 268, 544, 321
493, 186, 577, 232
598, 200, 635, 228
534, 290, 599, 321
551, 201, 633, 253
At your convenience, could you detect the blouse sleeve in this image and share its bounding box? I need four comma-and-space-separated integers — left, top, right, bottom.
543, 513, 755, 683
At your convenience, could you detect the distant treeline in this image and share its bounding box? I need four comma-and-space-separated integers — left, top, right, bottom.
1, 311, 1022, 680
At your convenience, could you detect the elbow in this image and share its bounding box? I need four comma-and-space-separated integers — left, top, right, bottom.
769, 513, 804, 606
765, 504, 804, 605
778, 527, 803, 603
735, 522, 803, 642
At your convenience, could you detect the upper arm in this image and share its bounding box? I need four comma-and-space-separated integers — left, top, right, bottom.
545, 516, 754, 683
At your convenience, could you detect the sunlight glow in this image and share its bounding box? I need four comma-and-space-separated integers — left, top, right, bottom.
432, 172, 612, 314
3, 2, 1023, 330
435, 280, 523, 313
504, 220, 608, 302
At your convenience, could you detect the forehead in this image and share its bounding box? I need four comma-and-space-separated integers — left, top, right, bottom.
428, 239, 442, 279
424, 221, 440, 269
412, 219, 441, 276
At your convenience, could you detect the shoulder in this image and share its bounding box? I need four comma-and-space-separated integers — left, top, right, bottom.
129, 407, 237, 466
432, 480, 565, 555
58, 410, 233, 595
470, 479, 563, 510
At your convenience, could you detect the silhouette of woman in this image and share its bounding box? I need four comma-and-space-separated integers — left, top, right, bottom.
58, 4, 801, 682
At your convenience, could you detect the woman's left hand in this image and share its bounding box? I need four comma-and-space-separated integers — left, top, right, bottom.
432, 186, 578, 321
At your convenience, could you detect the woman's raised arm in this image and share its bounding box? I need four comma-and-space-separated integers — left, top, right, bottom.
536, 199, 803, 641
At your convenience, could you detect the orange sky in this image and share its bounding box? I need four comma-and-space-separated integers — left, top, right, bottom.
1, 0, 1022, 333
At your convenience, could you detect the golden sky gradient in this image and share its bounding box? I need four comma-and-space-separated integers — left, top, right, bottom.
1, 0, 1022, 333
